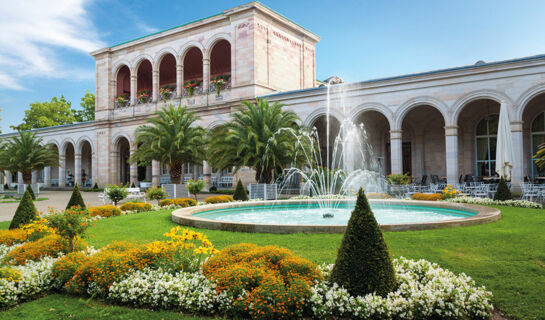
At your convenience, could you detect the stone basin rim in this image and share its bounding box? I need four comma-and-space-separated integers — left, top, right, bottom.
171, 199, 501, 234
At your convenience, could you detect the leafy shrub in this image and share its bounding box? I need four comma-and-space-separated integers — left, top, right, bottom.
47, 207, 90, 252
105, 184, 128, 206
119, 202, 152, 212
0, 229, 27, 246
21, 218, 55, 241
66, 184, 86, 209
203, 243, 321, 319
411, 193, 443, 201
0, 266, 22, 282
51, 251, 91, 290
26, 185, 36, 200
386, 173, 412, 185
88, 205, 122, 217
330, 188, 396, 297
233, 180, 248, 201
204, 195, 234, 204
145, 187, 166, 204
9, 189, 38, 230
158, 198, 197, 207
4, 235, 85, 265
187, 179, 206, 201
494, 177, 512, 201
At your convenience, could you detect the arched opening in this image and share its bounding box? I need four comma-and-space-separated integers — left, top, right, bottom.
80, 141, 93, 187
116, 137, 131, 184
64, 143, 75, 187
401, 105, 445, 181
159, 53, 177, 101
116, 65, 131, 107
457, 99, 500, 180
209, 40, 231, 93
310, 115, 341, 168
136, 59, 152, 104
354, 111, 391, 175
522, 93, 545, 180
183, 47, 203, 96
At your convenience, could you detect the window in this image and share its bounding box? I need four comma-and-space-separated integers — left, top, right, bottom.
184, 164, 192, 175
531, 112, 545, 178
475, 114, 499, 177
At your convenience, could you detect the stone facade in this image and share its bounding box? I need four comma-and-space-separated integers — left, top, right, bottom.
2, 2, 545, 191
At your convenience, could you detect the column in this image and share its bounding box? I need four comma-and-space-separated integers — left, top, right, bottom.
152, 69, 159, 103
17, 172, 23, 184
59, 155, 66, 188
130, 74, 137, 105
91, 153, 97, 187
511, 121, 524, 190
445, 126, 459, 185
31, 170, 38, 184
176, 64, 184, 97
74, 153, 82, 186
152, 160, 160, 187
6, 171, 12, 186
390, 130, 403, 174
203, 161, 212, 190
44, 167, 51, 188
202, 58, 210, 93
129, 147, 138, 186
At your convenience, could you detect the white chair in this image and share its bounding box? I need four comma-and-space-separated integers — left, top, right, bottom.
126, 188, 145, 201
521, 184, 539, 202
473, 184, 489, 198
98, 188, 110, 204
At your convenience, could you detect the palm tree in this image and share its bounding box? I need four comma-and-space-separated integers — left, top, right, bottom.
208, 99, 303, 183
534, 142, 545, 169
131, 104, 205, 184
0, 131, 58, 184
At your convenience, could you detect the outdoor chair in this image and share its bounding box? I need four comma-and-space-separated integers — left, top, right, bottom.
521, 184, 539, 202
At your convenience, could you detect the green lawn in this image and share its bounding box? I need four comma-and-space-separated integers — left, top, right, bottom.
1, 206, 544, 319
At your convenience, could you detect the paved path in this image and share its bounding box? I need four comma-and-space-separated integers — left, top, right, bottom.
0, 191, 104, 222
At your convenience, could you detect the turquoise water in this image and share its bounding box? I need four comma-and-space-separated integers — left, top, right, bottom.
194, 203, 475, 225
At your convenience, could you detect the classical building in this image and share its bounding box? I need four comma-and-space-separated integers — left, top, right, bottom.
2, 2, 545, 190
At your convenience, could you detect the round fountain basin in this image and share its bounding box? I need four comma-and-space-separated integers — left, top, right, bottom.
171, 199, 501, 234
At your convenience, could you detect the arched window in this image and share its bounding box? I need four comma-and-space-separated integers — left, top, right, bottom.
531, 112, 545, 177
475, 114, 499, 177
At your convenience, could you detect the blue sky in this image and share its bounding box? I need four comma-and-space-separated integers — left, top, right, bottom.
1, 0, 545, 133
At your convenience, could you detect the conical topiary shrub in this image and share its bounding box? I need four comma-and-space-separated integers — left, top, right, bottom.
233, 179, 249, 201
26, 185, 36, 200
330, 188, 396, 297
9, 188, 38, 229
66, 184, 86, 209
494, 177, 512, 201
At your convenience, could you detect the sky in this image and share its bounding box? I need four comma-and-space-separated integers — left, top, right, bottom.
1, 0, 545, 133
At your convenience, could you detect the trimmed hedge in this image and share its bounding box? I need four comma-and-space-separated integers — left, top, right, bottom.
119, 202, 152, 212
233, 180, 249, 201
88, 205, 122, 217
159, 198, 197, 207
330, 188, 396, 297
494, 177, 512, 201
9, 189, 38, 230
66, 184, 86, 209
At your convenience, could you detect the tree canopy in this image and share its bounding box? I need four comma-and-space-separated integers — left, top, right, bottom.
11, 91, 94, 131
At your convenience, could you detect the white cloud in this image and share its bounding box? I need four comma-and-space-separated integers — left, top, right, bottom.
0, 0, 105, 90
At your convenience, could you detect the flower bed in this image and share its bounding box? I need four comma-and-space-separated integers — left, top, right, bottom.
204, 195, 234, 204
447, 196, 543, 209
411, 193, 443, 201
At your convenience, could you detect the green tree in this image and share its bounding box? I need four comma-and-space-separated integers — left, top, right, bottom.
9, 189, 38, 229
131, 105, 205, 184
330, 188, 396, 297
66, 184, 86, 209
208, 99, 302, 183
74, 90, 95, 122
0, 131, 58, 184
11, 96, 77, 131
47, 207, 89, 252
233, 179, 248, 201
494, 177, 512, 201
105, 184, 128, 206
187, 179, 206, 201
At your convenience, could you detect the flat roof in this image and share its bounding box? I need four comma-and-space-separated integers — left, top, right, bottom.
260, 53, 545, 99
0, 121, 95, 138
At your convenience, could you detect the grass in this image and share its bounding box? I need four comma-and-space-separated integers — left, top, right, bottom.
1, 206, 544, 319
0, 197, 48, 203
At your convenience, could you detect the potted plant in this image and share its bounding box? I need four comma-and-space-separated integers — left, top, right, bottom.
210, 76, 227, 96
137, 89, 152, 104
160, 85, 175, 100
116, 94, 129, 107
184, 80, 198, 96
